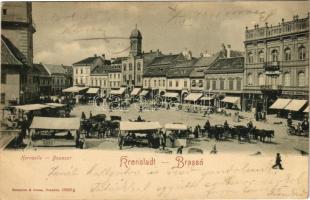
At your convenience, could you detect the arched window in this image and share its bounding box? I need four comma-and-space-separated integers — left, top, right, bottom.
298, 72, 305, 86
284, 48, 291, 61
258, 73, 265, 86
271, 49, 278, 62
258, 51, 264, 63
298, 46, 306, 60
248, 52, 253, 64
129, 63, 132, 71
123, 64, 126, 71
247, 73, 253, 85
283, 72, 290, 86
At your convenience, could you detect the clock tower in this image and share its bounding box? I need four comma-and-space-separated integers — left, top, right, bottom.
129, 25, 142, 57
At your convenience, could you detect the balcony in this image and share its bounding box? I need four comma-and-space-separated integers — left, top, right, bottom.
260, 85, 283, 94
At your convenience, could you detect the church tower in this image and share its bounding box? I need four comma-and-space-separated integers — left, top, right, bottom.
129, 25, 142, 57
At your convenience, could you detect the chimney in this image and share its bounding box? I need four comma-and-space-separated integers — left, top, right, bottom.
221, 44, 227, 58
202, 50, 211, 58
227, 44, 231, 58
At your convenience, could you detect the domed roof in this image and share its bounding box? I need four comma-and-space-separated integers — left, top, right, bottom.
130, 25, 142, 38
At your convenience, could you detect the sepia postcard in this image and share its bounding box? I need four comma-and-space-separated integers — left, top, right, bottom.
0, 1, 309, 199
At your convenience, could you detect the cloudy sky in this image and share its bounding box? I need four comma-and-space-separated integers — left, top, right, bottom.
32, 1, 308, 65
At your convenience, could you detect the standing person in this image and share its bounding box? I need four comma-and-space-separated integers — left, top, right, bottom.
177, 146, 183, 154
210, 144, 217, 154
89, 111, 93, 119
301, 117, 309, 131
272, 153, 284, 170
81, 112, 86, 120
119, 135, 124, 150
204, 120, 211, 136
287, 112, 292, 127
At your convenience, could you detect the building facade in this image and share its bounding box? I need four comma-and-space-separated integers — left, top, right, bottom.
1, 2, 38, 102
90, 65, 109, 96
42, 64, 70, 95
33, 63, 51, 96
1, 35, 29, 106
73, 54, 108, 87
205, 57, 244, 109
243, 14, 309, 113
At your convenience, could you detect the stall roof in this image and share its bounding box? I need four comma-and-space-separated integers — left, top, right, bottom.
269, 98, 292, 109
200, 96, 214, 101
62, 86, 89, 93
110, 87, 126, 95
140, 90, 149, 96
131, 88, 141, 96
303, 106, 309, 113
221, 96, 240, 104
164, 123, 188, 130
164, 92, 179, 98
184, 93, 203, 102
86, 88, 99, 94
30, 117, 80, 130
45, 103, 66, 108
284, 100, 308, 111
14, 104, 50, 111
120, 121, 162, 131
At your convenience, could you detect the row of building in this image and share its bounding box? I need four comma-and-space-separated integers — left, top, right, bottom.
71, 14, 309, 114
1, 2, 309, 115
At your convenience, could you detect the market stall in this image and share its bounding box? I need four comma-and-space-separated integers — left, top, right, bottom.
164, 123, 189, 147
29, 117, 81, 147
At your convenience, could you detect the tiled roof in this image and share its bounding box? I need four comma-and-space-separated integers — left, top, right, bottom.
111, 57, 127, 64
42, 64, 67, 75
1, 35, 29, 66
143, 65, 170, 77
33, 63, 50, 76
193, 55, 218, 67
190, 67, 205, 78
91, 65, 110, 75
73, 56, 110, 66
166, 59, 197, 78
106, 66, 121, 73
148, 54, 185, 66
205, 57, 244, 74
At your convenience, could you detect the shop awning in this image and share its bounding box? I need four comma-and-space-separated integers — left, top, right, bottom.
184, 93, 203, 102
284, 100, 308, 111
164, 92, 179, 98
303, 106, 309, 113
62, 86, 89, 93
14, 104, 50, 111
120, 121, 162, 131
30, 117, 80, 130
131, 88, 141, 96
200, 96, 214, 101
269, 98, 292, 109
110, 87, 126, 95
140, 90, 149, 96
86, 88, 99, 94
164, 123, 188, 130
45, 103, 65, 108
221, 96, 240, 104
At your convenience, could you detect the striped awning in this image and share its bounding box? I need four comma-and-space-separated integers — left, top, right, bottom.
200, 96, 214, 101
221, 96, 240, 104
164, 92, 179, 98
269, 98, 292, 109
86, 88, 99, 94
110, 87, 126, 95
284, 100, 308, 111
131, 88, 141, 96
140, 90, 149, 96
184, 93, 203, 102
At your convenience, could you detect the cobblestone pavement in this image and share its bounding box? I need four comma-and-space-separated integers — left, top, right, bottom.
67, 103, 308, 156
